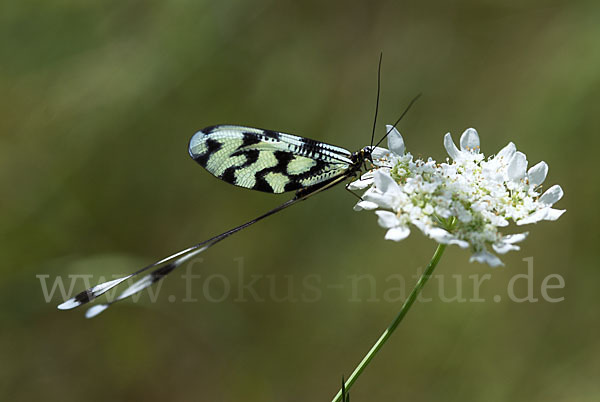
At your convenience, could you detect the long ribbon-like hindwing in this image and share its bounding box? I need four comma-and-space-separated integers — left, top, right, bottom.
59, 126, 369, 317
58, 173, 356, 318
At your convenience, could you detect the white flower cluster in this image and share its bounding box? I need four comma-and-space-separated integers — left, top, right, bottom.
350, 125, 565, 267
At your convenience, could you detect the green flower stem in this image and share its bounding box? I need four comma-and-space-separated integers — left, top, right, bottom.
331, 243, 447, 402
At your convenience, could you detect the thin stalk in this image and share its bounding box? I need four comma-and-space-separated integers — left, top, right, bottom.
331, 243, 447, 402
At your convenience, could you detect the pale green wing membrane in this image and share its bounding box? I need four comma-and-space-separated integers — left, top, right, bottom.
188, 125, 353, 193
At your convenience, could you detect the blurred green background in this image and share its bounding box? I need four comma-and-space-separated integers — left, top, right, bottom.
1, 0, 598, 401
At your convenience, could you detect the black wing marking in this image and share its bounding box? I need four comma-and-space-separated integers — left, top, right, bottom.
188, 125, 354, 193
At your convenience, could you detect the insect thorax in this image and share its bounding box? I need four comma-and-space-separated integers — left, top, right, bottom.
348, 147, 373, 175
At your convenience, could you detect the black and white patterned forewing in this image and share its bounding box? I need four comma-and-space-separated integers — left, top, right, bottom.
188, 125, 353, 193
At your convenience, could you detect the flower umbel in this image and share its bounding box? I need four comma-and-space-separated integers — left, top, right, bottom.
353, 127, 565, 267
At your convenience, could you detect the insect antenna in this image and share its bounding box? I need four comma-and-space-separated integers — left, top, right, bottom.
373, 93, 421, 149
369, 52, 383, 153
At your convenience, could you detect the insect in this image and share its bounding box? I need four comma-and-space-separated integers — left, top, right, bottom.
58, 61, 420, 318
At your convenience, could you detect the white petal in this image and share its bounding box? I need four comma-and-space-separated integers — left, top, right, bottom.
496, 142, 516, 160
502, 232, 529, 244
371, 146, 391, 161
544, 208, 566, 221
385, 226, 410, 241
540, 184, 564, 205
507, 151, 528, 181
485, 212, 509, 227
444, 133, 461, 160
516, 209, 548, 225
470, 251, 504, 267
425, 227, 450, 242
492, 242, 520, 254
449, 238, 470, 248
459, 128, 480, 152
385, 125, 405, 155
363, 192, 396, 210
373, 170, 400, 194
375, 210, 400, 228
527, 161, 548, 187
347, 178, 372, 190
424, 227, 469, 248
353, 200, 379, 211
